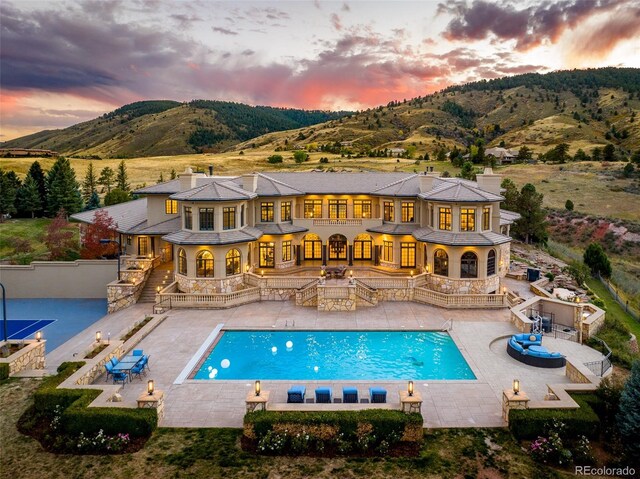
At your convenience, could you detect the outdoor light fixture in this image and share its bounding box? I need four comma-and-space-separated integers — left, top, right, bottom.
156, 286, 161, 293
513, 379, 520, 395
349, 270, 353, 278
95, 331, 102, 343
407, 380, 414, 397
254, 380, 261, 397
410, 270, 414, 278
147, 379, 155, 396
245, 264, 250, 272
576, 297, 581, 303
502, 286, 507, 294
35, 331, 42, 342
425, 264, 430, 273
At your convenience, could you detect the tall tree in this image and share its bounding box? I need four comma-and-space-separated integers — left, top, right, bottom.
500, 178, 519, 211
98, 166, 115, 193
81, 162, 98, 203
17, 174, 42, 218
459, 161, 475, 180
583, 242, 612, 278
104, 188, 131, 206
513, 183, 547, 244
116, 160, 130, 192
591, 147, 602, 162
0, 170, 18, 222
516, 146, 533, 163
46, 157, 82, 216
26, 161, 47, 216
545, 143, 570, 163
617, 360, 640, 463
85, 191, 101, 211
170, 169, 177, 180
44, 209, 77, 260
80, 210, 118, 259
603, 143, 616, 162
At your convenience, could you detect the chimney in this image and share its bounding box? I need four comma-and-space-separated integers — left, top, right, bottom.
179, 166, 197, 191
208, 165, 214, 177
476, 167, 502, 195
242, 173, 258, 193
419, 171, 440, 193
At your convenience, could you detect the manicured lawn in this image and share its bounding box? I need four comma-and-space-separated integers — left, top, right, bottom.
0, 218, 78, 263
1, 378, 574, 479
586, 277, 640, 340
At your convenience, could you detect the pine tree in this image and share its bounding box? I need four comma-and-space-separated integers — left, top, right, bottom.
500, 178, 519, 211
617, 360, 640, 461
157, 172, 164, 184
17, 174, 42, 218
45, 157, 83, 216
85, 191, 101, 210
583, 242, 612, 278
170, 169, 177, 179
513, 183, 547, 244
0, 170, 18, 221
26, 161, 47, 216
116, 160, 130, 192
82, 161, 98, 203
98, 167, 115, 193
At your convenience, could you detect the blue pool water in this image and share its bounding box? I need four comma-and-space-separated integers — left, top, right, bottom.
6, 299, 107, 352
194, 330, 475, 380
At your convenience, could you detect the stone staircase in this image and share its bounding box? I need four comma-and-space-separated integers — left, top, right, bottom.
138, 263, 173, 303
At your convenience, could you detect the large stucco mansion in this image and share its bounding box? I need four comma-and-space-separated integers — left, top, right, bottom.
73, 167, 520, 310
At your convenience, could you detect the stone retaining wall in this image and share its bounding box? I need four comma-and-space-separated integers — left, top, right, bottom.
317, 285, 356, 311
426, 274, 500, 295
176, 274, 244, 294
0, 340, 46, 375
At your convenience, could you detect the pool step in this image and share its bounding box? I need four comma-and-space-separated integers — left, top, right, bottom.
138, 264, 173, 303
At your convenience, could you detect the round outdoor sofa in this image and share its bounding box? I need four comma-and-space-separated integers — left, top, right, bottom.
506, 333, 566, 368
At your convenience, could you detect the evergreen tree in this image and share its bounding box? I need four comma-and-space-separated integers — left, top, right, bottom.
591, 147, 602, 162
583, 242, 612, 278
603, 143, 616, 161
516, 146, 533, 163
459, 161, 475, 180
26, 161, 47, 216
0, 170, 18, 221
46, 157, 82, 216
104, 188, 131, 206
170, 169, 177, 179
17, 174, 42, 218
98, 166, 115, 193
81, 162, 98, 203
116, 160, 130, 191
573, 149, 590, 162
157, 172, 164, 184
85, 191, 101, 210
565, 199, 574, 211
500, 178, 519, 211
513, 183, 547, 244
617, 360, 640, 462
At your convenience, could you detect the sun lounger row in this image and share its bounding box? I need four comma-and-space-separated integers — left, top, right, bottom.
287, 385, 387, 404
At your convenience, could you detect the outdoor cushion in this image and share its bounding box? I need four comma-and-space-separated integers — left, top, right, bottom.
315, 387, 332, 403
132, 349, 143, 356
343, 387, 358, 403
287, 385, 306, 403
369, 387, 387, 403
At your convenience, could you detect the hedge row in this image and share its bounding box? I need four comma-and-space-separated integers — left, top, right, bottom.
33, 361, 157, 438
0, 362, 9, 380
509, 394, 600, 440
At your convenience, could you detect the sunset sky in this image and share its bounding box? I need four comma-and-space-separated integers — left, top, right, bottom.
1, 0, 639, 141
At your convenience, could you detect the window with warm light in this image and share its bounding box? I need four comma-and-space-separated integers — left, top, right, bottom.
184, 206, 192, 230
438, 207, 452, 230
487, 249, 496, 276
261, 202, 274, 222
281, 201, 292, 221
383, 240, 393, 262
483, 207, 491, 230
303, 234, 322, 259
353, 200, 372, 218
304, 200, 322, 218
434, 249, 448, 276
400, 242, 416, 267
328, 199, 347, 219
461, 251, 478, 278
282, 240, 292, 262
196, 250, 214, 277
460, 208, 475, 231
178, 248, 187, 275
401, 202, 415, 222
383, 201, 395, 222
199, 208, 214, 231
353, 234, 372, 260
138, 237, 148, 256
225, 248, 241, 276
165, 199, 178, 214
259, 242, 275, 267
223, 207, 236, 230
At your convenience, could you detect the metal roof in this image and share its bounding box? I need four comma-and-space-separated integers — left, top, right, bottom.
254, 223, 309, 235
162, 226, 263, 245
70, 198, 147, 234
411, 226, 511, 246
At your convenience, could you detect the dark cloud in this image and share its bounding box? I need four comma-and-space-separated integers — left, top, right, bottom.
212, 26, 238, 35
170, 13, 203, 28
241, 49, 255, 56
439, 0, 626, 50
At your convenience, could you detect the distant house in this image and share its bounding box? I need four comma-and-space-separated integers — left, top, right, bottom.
485, 147, 518, 165
0, 148, 59, 157
388, 148, 406, 157
339, 141, 354, 147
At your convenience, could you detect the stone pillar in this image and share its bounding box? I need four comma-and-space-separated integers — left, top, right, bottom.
502, 389, 529, 423
137, 390, 165, 423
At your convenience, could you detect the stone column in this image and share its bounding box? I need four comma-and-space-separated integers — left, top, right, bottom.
137, 390, 165, 423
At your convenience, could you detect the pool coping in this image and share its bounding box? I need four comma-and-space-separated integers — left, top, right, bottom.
174, 323, 224, 384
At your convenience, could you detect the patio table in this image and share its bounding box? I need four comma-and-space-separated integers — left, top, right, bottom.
112, 356, 143, 381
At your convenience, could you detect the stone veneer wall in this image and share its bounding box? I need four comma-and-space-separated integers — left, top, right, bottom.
0, 340, 46, 375
566, 361, 592, 384
317, 285, 356, 311
426, 274, 500, 294
377, 288, 412, 301
107, 280, 145, 313
260, 288, 297, 301
176, 274, 244, 294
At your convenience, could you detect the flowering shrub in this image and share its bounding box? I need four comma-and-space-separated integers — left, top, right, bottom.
76, 430, 130, 453
529, 420, 593, 467
257, 431, 287, 454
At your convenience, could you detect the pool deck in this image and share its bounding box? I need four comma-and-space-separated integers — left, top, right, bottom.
44, 298, 605, 429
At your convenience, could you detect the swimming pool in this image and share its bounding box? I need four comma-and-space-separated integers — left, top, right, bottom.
193, 330, 475, 380
7, 298, 107, 352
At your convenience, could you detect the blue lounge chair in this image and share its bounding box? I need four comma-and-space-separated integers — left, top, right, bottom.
132, 349, 143, 356
112, 371, 128, 386
369, 387, 387, 403
342, 386, 358, 403
287, 385, 306, 403
315, 387, 332, 403
104, 362, 114, 382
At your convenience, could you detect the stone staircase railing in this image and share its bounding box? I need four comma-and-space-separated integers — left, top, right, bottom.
355, 279, 378, 305
414, 287, 506, 309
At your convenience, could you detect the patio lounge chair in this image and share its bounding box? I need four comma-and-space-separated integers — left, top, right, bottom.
315, 387, 332, 403
369, 387, 387, 403
287, 385, 306, 403
104, 362, 114, 382
112, 371, 128, 387
342, 386, 358, 403
132, 349, 143, 356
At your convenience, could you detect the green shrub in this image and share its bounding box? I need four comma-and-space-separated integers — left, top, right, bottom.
267, 154, 283, 164
0, 362, 9, 380
509, 394, 600, 439
34, 362, 85, 415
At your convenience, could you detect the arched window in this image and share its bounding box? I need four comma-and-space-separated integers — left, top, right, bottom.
433, 249, 448, 276
461, 252, 478, 278
178, 248, 187, 275
226, 249, 241, 276
303, 233, 322, 260
487, 249, 496, 276
196, 250, 214, 277
353, 233, 373, 260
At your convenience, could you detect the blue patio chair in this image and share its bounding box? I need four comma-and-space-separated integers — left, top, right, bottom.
130, 361, 146, 380
142, 354, 150, 371
315, 387, 332, 403
132, 349, 143, 356
112, 371, 128, 387
342, 386, 358, 403
287, 385, 306, 403
369, 387, 387, 403
104, 362, 114, 382
110, 357, 119, 367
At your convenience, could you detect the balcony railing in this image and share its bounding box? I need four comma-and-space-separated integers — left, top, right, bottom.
414, 287, 506, 308
312, 218, 363, 226
156, 283, 260, 309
